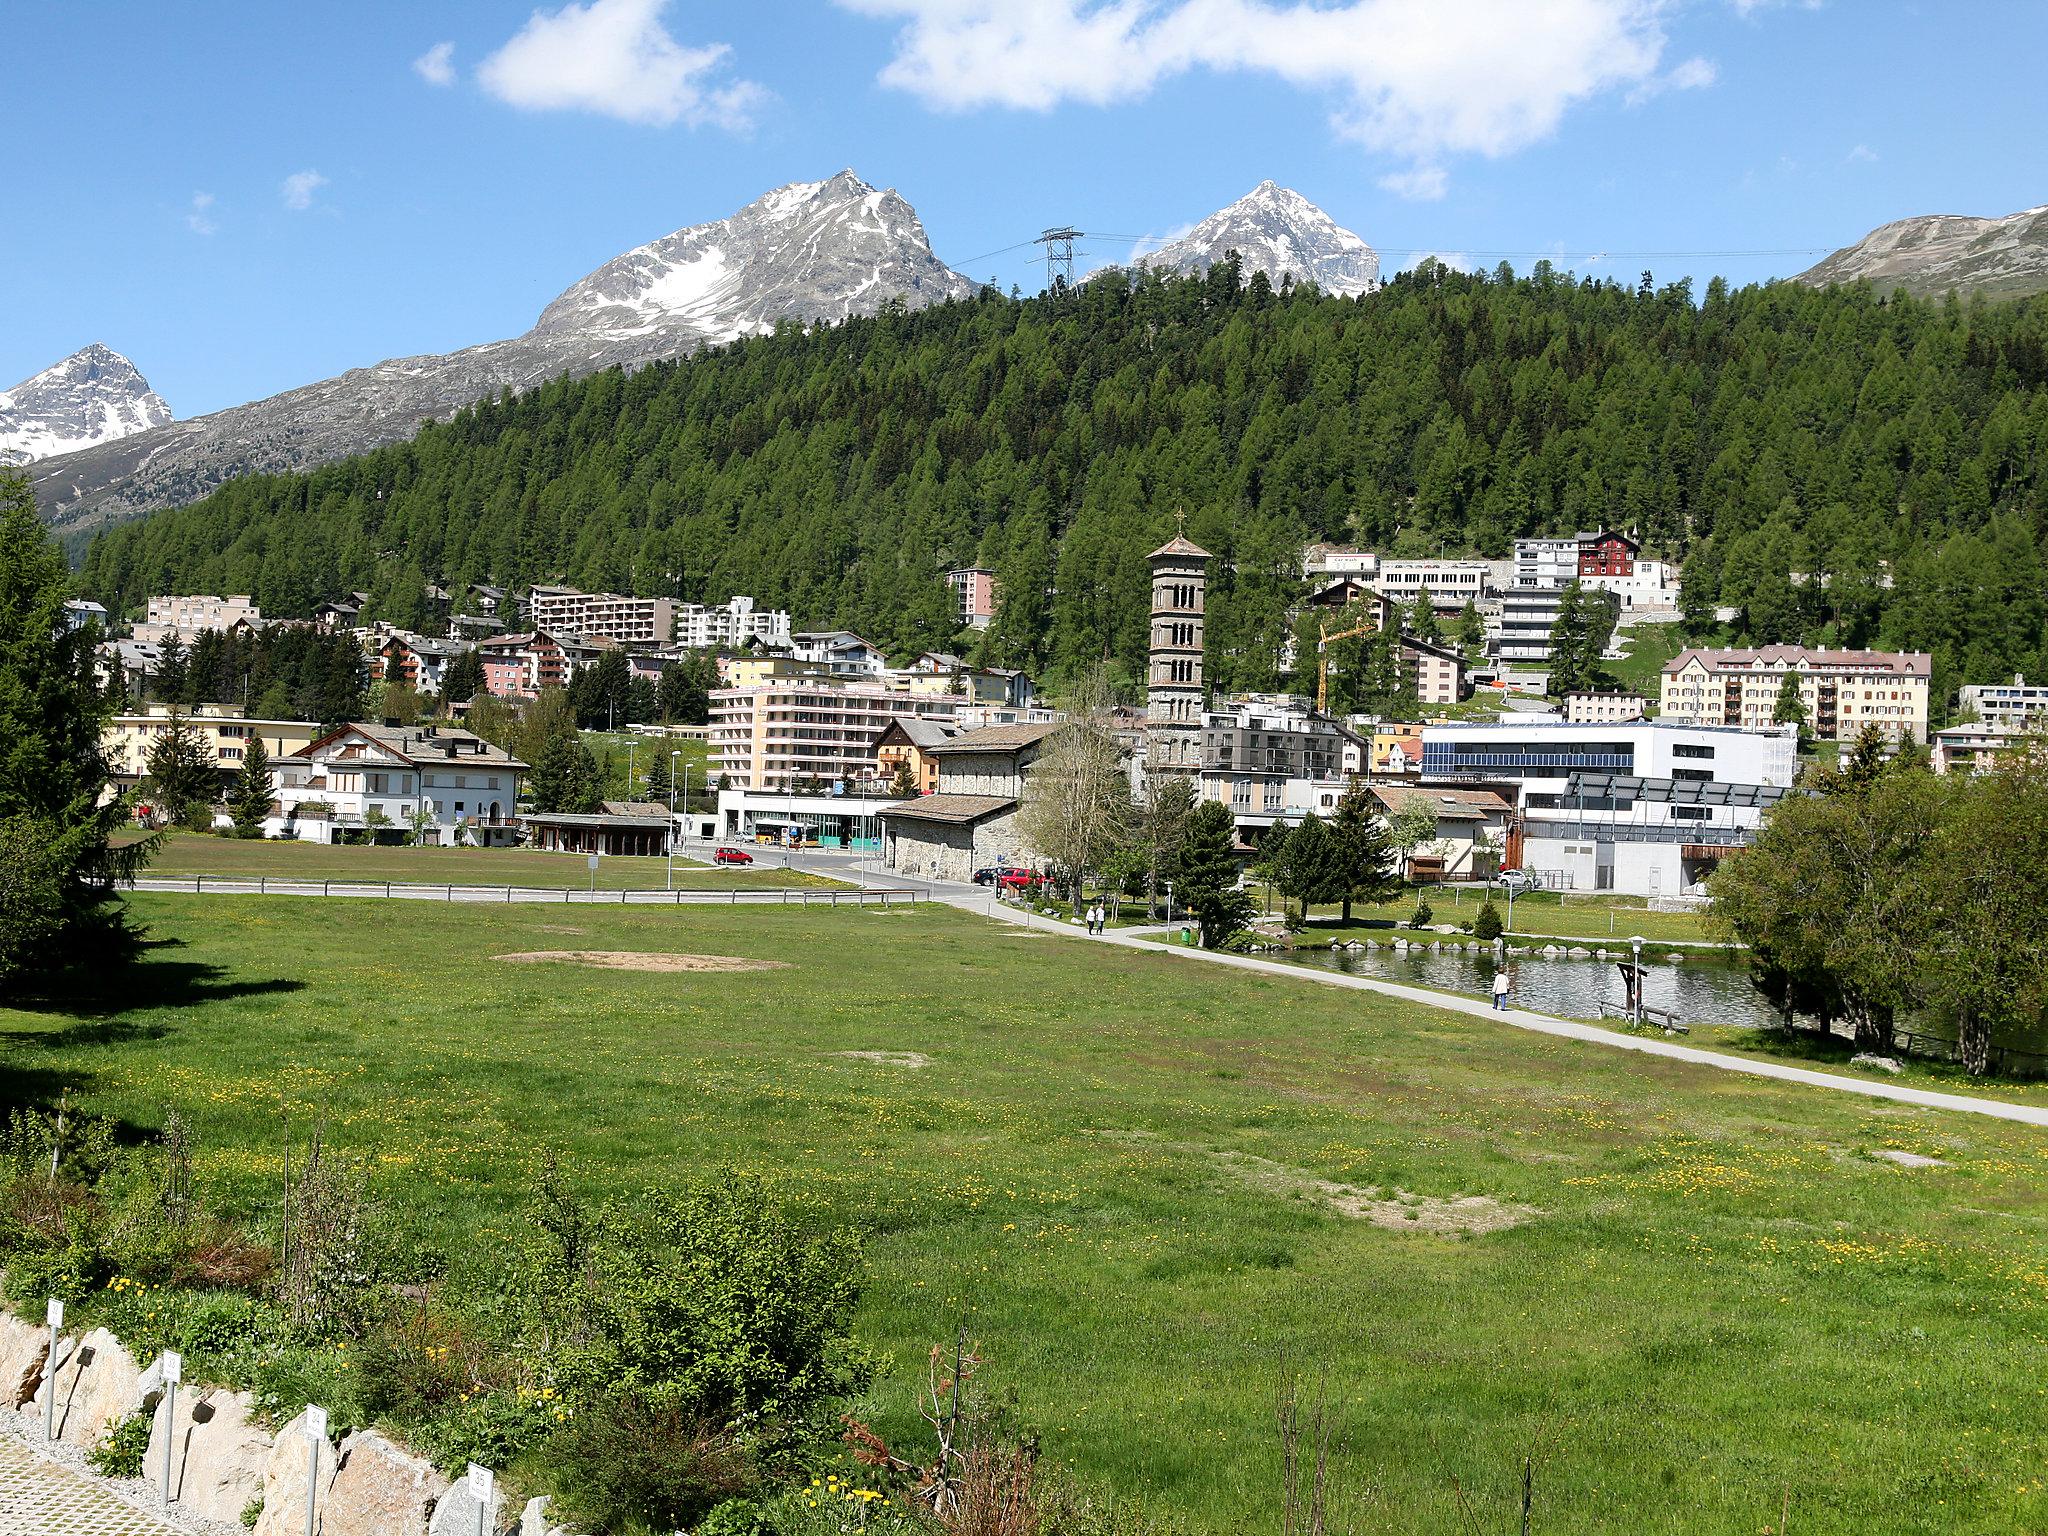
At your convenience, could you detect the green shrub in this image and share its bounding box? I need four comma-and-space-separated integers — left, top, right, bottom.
696, 1496, 766, 1535
541, 1389, 752, 1534
88, 1412, 152, 1478
240, 1495, 264, 1528
515, 1171, 872, 1439
1410, 900, 1434, 928
1474, 902, 1504, 942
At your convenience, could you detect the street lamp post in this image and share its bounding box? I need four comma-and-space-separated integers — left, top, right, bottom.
666, 751, 681, 892
1630, 933, 1645, 1026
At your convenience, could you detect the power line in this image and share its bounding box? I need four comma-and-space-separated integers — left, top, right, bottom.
957, 229, 1837, 268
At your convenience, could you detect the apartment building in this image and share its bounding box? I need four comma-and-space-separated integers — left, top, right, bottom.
711, 681, 958, 791
672, 596, 792, 651
945, 568, 999, 629
790, 630, 887, 680
104, 704, 319, 788
1957, 674, 2048, 727
1402, 636, 1468, 706
1660, 645, 1932, 744
269, 722, 524, 846
1930, 720, 2043, 776
61, 599, 109, 633
1374, 559, 1493, 611
1563, 690, 1648, 723
1513, 537, 1582, 587
526, 586, 677, 645
135, 594, 263, 644
380, 632, 471, 696
1199, 696, 1363, 830
1419, 719, 1797, 895
1491, 583, 1568, 665
1577, 530, 1638, 579
477, 632, 571, 698
1300, 545, 1379, 580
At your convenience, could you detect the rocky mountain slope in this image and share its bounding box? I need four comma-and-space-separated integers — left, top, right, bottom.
0, 344, 172, 467
32, 172, 972, 536
1796, 203, 2048, 299
1130, 181, 1379, 297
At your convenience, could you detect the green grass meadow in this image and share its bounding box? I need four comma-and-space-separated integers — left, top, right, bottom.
7, 894, 2048, 1532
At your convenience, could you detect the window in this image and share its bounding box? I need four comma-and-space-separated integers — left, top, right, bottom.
1671, 743, 1715, 760
1671, 768, 1714, 783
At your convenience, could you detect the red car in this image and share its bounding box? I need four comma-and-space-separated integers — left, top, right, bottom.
713, 846, 755, 865
996, 869, 1043, 892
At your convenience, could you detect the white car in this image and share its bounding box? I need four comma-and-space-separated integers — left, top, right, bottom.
1495, 869, 1539, 894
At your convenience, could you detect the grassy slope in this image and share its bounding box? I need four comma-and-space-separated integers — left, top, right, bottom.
135, 831, 842, 890
1252, 887, 1722, 946
8, 895, 2048, 1533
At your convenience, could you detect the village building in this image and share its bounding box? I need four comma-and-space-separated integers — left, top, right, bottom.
103, 704, 320, 792
945, 567, 999, 629
877, 721, 1062, 881
266, 722, 525, 846
873, 718, 961, 794
523, 800, 675, 856
1659, 645, 1932, 743
1368, 784, 1514, 882
1563, 689, 1649, 723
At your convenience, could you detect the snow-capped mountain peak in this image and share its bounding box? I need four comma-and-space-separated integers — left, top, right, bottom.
0, 343, 172, 467
533, 169, 974, 344
1133, 181, 1380, 297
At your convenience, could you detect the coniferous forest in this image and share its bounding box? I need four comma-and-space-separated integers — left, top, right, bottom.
77, 259, 2048, 713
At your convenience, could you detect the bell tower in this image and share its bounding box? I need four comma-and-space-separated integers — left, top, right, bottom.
1145, 526, 1210, 774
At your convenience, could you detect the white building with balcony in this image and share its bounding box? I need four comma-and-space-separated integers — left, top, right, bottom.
673, 596, 792, 651
711, 681, 957, 792
267, 722, 525, 846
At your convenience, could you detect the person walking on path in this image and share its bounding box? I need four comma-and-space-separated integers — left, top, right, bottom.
1492, 967, 1511, 1011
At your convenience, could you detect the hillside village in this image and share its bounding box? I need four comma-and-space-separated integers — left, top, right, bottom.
77, 516, 2023, 908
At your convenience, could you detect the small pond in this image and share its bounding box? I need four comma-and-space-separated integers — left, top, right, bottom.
1277, 937, 1786, 1032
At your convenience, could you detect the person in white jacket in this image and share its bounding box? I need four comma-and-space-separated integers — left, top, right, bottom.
1492, 968, 1511, 1011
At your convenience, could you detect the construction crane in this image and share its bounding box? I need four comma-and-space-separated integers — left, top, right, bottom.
1316, 615, 1382, 715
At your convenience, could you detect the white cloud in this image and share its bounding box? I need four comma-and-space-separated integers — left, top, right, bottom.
477, 0, 763, 129
184, 192, 217, 236
841, 0, 1683, 191
1124, 222, 1194, 264
1846, 142, 1878, 163
1378, 165, 1447, 201
1399, 250, 1470, 274
281, 170, 327, 211
413, 40, 457, 86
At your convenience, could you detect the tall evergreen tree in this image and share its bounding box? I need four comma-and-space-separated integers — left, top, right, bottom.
0, 471, 155, 984
1177, 799, 1251, 949
228, 733, 273, 837
145, 710, 218, 828
1330, 785, 1401, 921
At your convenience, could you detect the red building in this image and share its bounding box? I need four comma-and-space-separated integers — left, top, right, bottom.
1578, 529, 1639, 579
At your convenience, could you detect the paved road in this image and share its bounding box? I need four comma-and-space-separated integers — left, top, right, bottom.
0, 1433, 179, 1536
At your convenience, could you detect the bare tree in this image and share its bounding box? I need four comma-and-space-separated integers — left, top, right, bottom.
1017, 669, 1132, 912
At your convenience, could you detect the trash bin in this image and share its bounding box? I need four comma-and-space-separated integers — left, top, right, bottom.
1181, 926, 1194, 946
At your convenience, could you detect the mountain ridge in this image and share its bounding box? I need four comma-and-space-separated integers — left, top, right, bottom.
1796, 202, 2048, 299
30, 172, 973, 537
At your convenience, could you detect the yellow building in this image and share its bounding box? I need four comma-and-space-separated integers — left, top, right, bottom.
104, 704, 319, 784
1661, 645, 1931, 744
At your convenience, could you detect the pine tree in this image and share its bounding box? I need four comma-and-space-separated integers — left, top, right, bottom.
228, 733, 273, 837
146, 711, 219, 828
530, 727, 601, 814
1177, 799, 1250, 949
440, 647, 485, 707
0, 471, 153, 984
1330, 784, 1401, 921
1271, 813, 1341, 925
1771, 670, 1809, 750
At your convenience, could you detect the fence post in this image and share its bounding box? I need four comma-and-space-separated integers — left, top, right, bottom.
260, 876, 266, 895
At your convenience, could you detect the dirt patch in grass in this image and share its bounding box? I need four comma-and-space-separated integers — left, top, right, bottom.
494, 951, 789, 973
834, 1050, 933, 1068
1215, 1150, 1540, 1236
531, 925, 589, 935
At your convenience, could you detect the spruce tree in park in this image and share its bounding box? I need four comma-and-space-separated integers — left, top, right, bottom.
642, 749, 676, 803
1177, 799, 1251, 948
0, 470, 154, 985
228, 733, 273, 837
1330, 784, 1401, 921
145, 710, 219, 828
531, 726, 601, 814
1771, 670, 1809, 750
1271, 813, 1341, 925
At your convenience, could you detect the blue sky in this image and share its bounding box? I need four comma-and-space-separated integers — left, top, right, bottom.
7, 1, 2045, 418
